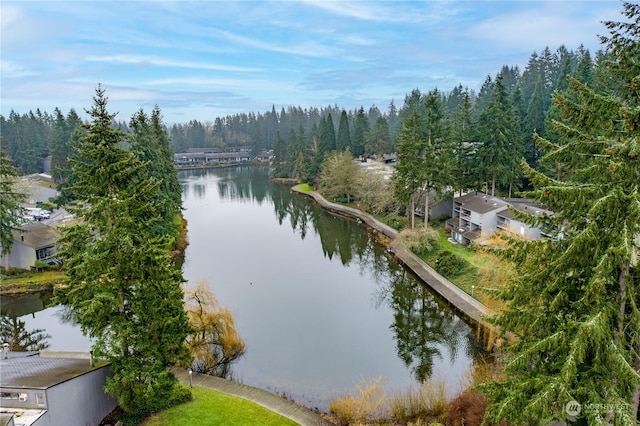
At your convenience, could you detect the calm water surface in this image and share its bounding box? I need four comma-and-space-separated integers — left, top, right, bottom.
2, 165, 483, 411
179, 166, 482, 409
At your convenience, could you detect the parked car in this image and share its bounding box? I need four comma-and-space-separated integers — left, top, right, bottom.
24, 207, 50, 221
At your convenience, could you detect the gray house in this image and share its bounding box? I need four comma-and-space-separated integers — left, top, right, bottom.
3, 222, 60, 270
0, 351, 116, 426
446, 191, 554, 244
496, 201, 555, 240
446, 192, 508, 244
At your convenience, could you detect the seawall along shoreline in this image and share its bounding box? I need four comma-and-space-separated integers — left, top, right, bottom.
291, 185, 495, 337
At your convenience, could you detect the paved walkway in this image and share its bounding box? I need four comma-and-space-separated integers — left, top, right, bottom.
173, 368, 334, 426
292, 186, 494, 330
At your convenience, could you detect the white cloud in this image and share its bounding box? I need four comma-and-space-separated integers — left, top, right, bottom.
85, 55, 261, 73
469, 3, 621, 52
0, 60, 37, 78
300, 0, 427, 23
216, 29, 342, 58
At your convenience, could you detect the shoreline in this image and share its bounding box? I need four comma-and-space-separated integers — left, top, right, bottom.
290, 185, 495, 337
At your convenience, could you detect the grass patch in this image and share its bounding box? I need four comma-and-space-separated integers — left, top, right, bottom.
399, 223, 513, 312
388, 379, 448, 423
329, 377, 387, 425
0, 270, 67, 292
296, 183, 313, 192
329, 377, 449, 425
141, 386, 299, 426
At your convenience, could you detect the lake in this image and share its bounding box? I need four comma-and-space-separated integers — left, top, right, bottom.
2, 165, 483, 412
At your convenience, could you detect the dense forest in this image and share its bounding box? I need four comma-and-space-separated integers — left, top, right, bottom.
0, 43, 600, 196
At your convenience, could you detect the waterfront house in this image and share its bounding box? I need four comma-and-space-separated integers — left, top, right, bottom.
446, 192, 554, 244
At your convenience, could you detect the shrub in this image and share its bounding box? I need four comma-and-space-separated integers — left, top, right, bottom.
434, 250, 467, 277
389, 379, 447, 423
445, 390, 488, 426
39, 201, 56, 211
329, 377, 387, 425
116, 382, 192, 425
383, 214, 407, 231
397, 227, 438, 256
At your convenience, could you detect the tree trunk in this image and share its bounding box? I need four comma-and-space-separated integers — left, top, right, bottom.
491, 172, 496, 196
410, 197, 415, 229
617, 262, 628, 340
424, 191, 429, 227
632, 357, 640, 420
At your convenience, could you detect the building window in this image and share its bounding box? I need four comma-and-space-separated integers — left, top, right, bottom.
1, 392, 19, 400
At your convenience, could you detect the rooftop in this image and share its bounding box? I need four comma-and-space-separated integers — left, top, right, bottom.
0, 352, 106, 389
455, 192, 508, 214
12, 222, 60, 249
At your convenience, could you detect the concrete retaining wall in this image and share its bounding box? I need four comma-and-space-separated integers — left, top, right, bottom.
291, 186, 494, 331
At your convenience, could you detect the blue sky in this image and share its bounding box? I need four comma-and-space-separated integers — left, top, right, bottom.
0, 1, 623, 124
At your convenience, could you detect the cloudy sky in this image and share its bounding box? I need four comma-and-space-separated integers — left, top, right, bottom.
1, 1, 623, 124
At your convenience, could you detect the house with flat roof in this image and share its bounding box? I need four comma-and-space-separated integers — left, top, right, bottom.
446, 192, 508, 245
0, 351, 116, 426
496, 201, 556, 240
446, 192, 553, 245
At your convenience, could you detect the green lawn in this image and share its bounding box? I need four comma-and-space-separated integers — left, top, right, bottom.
142, 386, 300, 426
408, 222, 513, 312
0, 270, 66, 292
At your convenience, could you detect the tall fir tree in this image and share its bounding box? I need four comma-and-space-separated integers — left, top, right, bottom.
352, 107, 369, 158
271, 130, 288, 178
483, 4, 640, 423
366, 115, 390, 157
418, 89, 454, 225
57, 87, 191, 414
447, 89, 475, 195
524, 77, 545, 168
129, 106, 183, 236
336, 110, 351, 152
393, 111, 425, 229
474, 76, 522, 195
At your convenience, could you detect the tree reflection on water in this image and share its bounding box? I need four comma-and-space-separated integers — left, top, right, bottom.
179, 165, 484, 384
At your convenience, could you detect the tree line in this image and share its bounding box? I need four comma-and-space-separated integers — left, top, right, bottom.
2, 42, 598, 189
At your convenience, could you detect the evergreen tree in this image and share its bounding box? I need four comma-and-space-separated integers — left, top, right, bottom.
523, 77, 545, 168
419, 89, 454, 225
129, 106, 183, 236
336, 110, 351, 152
0, 147, 26, 269
366, 116, 390, 157
49, 108, 69, 183
290, 126, 309, 181
57, 87, 191, 414
0, 316, 50, 351
447, 89, 474, 195
319, 113, 337, 155
393, 111, 425, 229
483, 4, 640, 423
352, 107, 369, 158
472, 75, 494, 120
271, 130, 288, 178
474, 76, 521, 196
